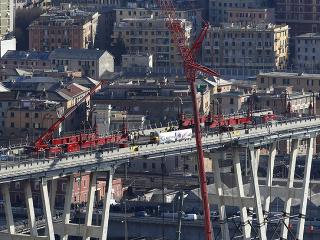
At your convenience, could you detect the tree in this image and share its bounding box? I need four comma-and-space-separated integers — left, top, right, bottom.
110, 36, 127, 66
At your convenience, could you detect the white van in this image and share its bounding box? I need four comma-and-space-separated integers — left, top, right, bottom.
182, 214, 197, 221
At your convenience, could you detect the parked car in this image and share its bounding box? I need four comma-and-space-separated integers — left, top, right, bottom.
135, 211, 148, 217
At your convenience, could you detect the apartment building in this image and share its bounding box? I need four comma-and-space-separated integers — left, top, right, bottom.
28, 8, 99, 52
202, 23, 289, 70
112, 17, 193, 68
49, 48, 114, 79
97, 8, 116, 50
1, 0, 13, 35
276, 0, 320, 37
256, 72, 320, 93
2, 78, 91, 136
226, 7, 275, 25
295, 33, 320, 71
208, 0, 269, 26
5, 99, 64, 138
0, 50, 51, 70
115, 6, 203, 37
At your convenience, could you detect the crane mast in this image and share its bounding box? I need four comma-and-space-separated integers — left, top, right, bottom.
157, 1, 220, 239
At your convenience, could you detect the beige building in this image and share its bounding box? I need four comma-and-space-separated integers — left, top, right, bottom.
115, 7, 203, 37
112, 17, 193, 68
202, 23, 289, 70
5, 100, 64, 138
226, 7, 275, 25
122, 52, 153, 68
256, 72, 320, 93
208, 0, 268, 26
28, 8, 99, 52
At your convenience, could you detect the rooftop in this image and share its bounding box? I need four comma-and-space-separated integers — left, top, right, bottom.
1, 50, 51, 61
258, 71, 320, 79
49, 49, 111, 60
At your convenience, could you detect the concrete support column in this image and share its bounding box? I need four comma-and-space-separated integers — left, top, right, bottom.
40, 179, 55, 240
1, 183, 15, 236
249, 146, 267, 240
296, 137, 314, 240
232, 148, 251, 239
45, 179, 57, 236
248, 147, 260, 222
263, 141, 277, 220
212, 157, 230, 240
24, 180, 38, 238
49, 179, 57, 214
83, 171, 97, 240
280, 139, 298, 239
62, 174, 74, 240
100, 169, 114, 240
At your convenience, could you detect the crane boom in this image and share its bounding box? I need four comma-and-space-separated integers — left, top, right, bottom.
35, 81, 104, 147
157, 1, 220, 239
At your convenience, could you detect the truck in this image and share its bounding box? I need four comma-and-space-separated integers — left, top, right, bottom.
182, 214, 197, 221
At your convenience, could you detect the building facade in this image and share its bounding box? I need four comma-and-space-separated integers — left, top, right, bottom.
0, 50, 51, 70
295, 33, 320, 71
226, 7, 275, 25
276, 0, 320, 37
256, 72, 320, 93
28, 8, 99, 52
49, 48, 114, 79
112, 17, 192, 68
202, 23, 289, 70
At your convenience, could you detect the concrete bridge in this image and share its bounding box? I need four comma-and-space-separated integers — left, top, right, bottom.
0, 116, 320, 239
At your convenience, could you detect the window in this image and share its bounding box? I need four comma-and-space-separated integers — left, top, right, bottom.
266, 100, 270, 106
283, 79, 290, 84
143, 162, 147, 169
152, 163, 156, 169
117, 186, 121, 196
25, 113, 29, 118
15, 182, 20, 189
92, 61, 94, 66
273, 78, 276, 84
78, 61, 81, 66
34, 182, 39, 190
261, 78, 264, 83
83, 179, 87, 188
175, 156, 178, 168
25, 123, 29, 128
230, 98, 234, 104
307, 79, 314, 85
62, 183, 66, 191
10, 122, 14, 128
35, 113, 38, 118
297, 79, 300, 85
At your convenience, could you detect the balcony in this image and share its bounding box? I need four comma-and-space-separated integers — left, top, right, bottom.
213, 46, 220, 49
205, 46, 211, 50
264, 46, 273, 50
256, 46, 263, 50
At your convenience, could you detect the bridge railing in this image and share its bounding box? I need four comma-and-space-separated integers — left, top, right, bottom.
0, 115, 319, 176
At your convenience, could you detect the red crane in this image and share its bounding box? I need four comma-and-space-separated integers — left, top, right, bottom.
29, 81, 104, 151
157, 1, 220, 239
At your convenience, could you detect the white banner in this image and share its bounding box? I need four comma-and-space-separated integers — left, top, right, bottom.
158, 131, 176, 144
175, 129, 192, 141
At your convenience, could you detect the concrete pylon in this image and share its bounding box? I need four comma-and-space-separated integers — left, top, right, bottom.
296, 137, 314, 239
100, 169, 114, 240
24, 180, 38, 238
62, 174, 74, 240
232, 147, 251, 239
1, 183, 15, 237
40, 179, 55, 240
83, 171, 97, 240
280, 139, 298, 238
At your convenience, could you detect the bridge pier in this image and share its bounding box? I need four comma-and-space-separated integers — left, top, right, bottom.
0, 168, 117, 240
